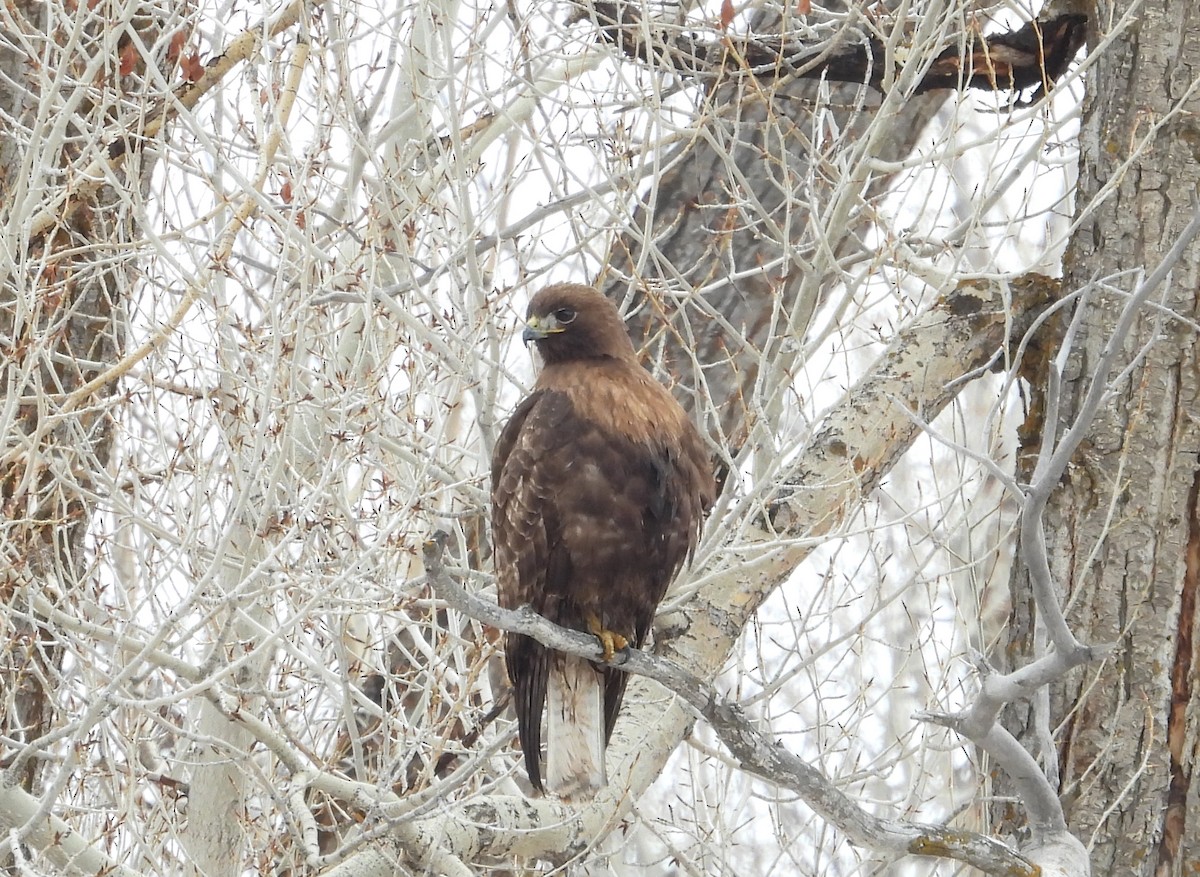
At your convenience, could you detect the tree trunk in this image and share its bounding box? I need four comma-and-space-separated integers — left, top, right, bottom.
1004, 4, 1200, 874
0, 1, 163, 867
2, 5, 115, 777
602, 79, 944, 445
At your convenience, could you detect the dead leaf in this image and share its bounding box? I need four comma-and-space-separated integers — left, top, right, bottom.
167, 31, 187, 65
119, 42, 138, 77
181, 53, 204, 83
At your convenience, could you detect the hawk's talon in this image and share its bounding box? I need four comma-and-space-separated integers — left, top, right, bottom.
585, 612, 628, 663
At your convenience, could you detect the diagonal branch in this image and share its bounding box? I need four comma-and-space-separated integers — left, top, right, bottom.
0, 779, 143, 877
766, 273, 1060, 537
421, 533, 1040, 876
585, 3, 1087, 99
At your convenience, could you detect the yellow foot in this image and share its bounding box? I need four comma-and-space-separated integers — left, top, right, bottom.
585, 612, 628, 662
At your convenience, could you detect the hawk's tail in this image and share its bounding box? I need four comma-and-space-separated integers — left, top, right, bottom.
545, 654, 607, 799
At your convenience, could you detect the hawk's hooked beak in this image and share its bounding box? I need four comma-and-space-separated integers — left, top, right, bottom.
521, 314, 564, 345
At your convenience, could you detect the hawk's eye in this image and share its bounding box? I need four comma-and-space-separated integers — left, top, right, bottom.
555, 307, 577, 325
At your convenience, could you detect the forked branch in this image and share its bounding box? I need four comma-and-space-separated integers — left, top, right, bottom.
915, 206, 1200, 877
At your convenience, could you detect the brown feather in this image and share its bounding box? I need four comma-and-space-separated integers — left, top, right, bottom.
491, 283, 714, 795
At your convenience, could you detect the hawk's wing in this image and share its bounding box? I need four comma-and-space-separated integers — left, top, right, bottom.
490, 390, 575, 791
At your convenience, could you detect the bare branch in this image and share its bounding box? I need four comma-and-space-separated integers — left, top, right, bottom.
420, 534, 1040, 876
584, 3, 1086, 99
0, 780, 143, 877
26, 0, 315, 246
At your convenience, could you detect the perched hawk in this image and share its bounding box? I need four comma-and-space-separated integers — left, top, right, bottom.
491, 283, 714, 798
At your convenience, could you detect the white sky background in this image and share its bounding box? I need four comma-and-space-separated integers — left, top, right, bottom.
85, 0, 1085, 872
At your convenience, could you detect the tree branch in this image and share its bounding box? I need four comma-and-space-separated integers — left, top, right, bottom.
27, 0, 314, 247
421, 533, 1040, 875
584, 3, 1086, 100
0, 778, 143, 877
767, 273, 1061, 536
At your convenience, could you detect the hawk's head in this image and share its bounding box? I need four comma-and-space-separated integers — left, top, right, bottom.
521, 284, 636, 365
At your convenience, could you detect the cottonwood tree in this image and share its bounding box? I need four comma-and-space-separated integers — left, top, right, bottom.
0, 0, 1189, 875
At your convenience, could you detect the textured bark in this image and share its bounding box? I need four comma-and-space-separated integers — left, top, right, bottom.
601, 77, 944, 446
2, 3, 115, 787
1002, 4, 1200, 874
0, 0, 163, 843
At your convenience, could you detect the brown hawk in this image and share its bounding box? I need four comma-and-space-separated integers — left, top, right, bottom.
491, 283, 713, 797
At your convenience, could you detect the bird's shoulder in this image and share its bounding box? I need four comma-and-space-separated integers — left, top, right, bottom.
532, 357, 690, 448
491, 358, 714, 518
490, 389, 575, 482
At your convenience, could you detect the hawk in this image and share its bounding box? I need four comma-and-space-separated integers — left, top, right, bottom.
491, 283, 714, 798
